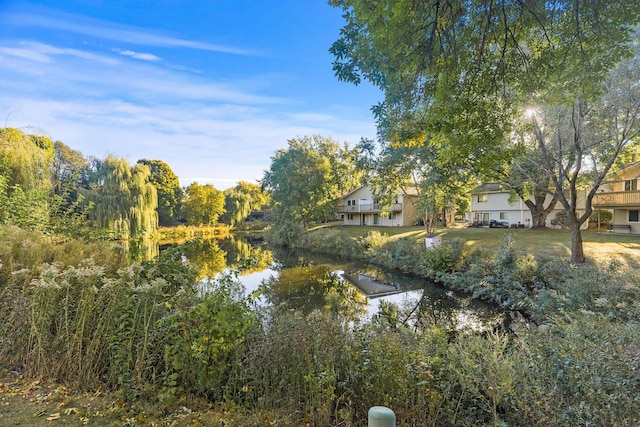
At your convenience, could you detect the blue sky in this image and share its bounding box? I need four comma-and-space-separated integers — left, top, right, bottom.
0, 1, 381, 188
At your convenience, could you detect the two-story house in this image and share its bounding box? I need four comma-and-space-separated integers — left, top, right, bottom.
468, 183, 588, 228
594, 155, 640, 233
468, 184, 532, 227
335, 185, 419, 226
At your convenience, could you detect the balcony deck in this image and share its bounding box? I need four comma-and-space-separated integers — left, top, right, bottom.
594, 191, 640, 208
335, 203, 402, 213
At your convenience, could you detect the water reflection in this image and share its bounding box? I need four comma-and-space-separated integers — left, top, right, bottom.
261, 265, 368, 318
164, 235, 506, 331
163, 235, 273, 281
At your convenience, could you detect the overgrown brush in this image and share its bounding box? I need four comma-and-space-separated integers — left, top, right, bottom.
0, 225, 253, 403
3, 225, 640, 426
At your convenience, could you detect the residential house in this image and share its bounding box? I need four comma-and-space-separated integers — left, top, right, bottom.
469, 184, 531, 227
335, 185, 419, 226
594, 155, 640, 233
468, 183, 588, 228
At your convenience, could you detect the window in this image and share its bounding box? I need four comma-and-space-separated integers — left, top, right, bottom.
499, 212, 507, 220
629, 210, 639, 222
625, 180, 638, 191
388, 213, 397, 220
477, 194, 488, 203
347, 214, 354, 220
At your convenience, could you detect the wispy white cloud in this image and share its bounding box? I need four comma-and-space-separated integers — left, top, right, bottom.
0, 4, 378, 188
113, 48, 162, 62
0, 40, 281, 105
7, 8, 258, 56
0, 93, 375, 188
0, 46, 50, 63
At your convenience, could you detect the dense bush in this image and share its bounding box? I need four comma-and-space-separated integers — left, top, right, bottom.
0, 226, 252, 402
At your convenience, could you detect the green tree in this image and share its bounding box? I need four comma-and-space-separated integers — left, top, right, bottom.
83, 156, 158, 240
0, 175, 49, 230
330, 0, 640, 214
234, 180, 270, 212
262, 135, 362, 231
53, 140, 89, 197
370, 129, 472, 234
510, 54, 640, 263
221, 181, 270, 227
137, 159, 183, 225
489, 149, 561, 229
0, 128, 55, 192
0, 128, 55, 230
182, 182, 225, 226
331, 0, 639, 130
221, 188, 252, 227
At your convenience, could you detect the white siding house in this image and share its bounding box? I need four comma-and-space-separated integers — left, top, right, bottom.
468, 183, 588, 228
469, 184, 531, 227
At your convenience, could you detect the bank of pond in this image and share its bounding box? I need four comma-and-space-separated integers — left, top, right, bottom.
160, 234, 505, 330
0, 226, 639, 426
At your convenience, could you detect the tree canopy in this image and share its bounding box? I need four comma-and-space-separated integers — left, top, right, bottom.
138, 159, 183, 225
330, 1, 640, 179
221, 181, 271, 227
83, 156, 158, 240
182, 182, 225, 226
0, 127, 54, 192
262, 135, 363, 230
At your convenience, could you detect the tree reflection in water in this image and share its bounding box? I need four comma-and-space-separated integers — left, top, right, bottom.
166, 235, 506, 332
261, 265, 368, 319
165, 235, 273, 281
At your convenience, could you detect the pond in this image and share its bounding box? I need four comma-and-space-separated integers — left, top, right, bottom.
167, 234, 507, 331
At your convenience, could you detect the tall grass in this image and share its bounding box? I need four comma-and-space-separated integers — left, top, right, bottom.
2, 225, 640, 426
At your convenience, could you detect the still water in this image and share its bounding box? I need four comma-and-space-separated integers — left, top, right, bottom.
169, 234, 506, 331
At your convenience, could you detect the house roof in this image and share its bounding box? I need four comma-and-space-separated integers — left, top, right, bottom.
608, 160, 640, 181
468, 183, 506, 194
336, 184, 419, 201
337, 186, 365, 200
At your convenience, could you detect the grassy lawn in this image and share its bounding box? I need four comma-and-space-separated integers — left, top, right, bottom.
314, 222, 640, 270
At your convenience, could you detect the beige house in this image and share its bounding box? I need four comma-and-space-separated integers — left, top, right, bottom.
335, 185, 419, 226
594, 157, 640, 233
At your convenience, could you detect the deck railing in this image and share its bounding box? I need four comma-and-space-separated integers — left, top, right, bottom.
594, 190, 640, 207
335, 203, 402, 213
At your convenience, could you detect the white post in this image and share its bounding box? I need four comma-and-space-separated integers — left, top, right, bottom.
368, 406, 395, 427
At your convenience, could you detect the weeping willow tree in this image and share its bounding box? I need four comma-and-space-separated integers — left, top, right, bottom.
0, 128, 55, 230
0, 127, 55, 191
84, 156, 158, 240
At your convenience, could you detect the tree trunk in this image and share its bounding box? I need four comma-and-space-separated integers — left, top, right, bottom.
528, 202, 550, 228
524, 185, 558, 228
569, 222, 586, 264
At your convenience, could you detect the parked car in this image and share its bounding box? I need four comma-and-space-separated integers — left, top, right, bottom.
489, 219, 510, 228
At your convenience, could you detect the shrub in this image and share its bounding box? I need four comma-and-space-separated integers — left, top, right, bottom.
420, 238, 466, 275
162, 277, 254, 401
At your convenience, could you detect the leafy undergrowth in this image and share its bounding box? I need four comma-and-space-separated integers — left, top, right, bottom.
0, 368, 298, 427
0, 369, 206, 427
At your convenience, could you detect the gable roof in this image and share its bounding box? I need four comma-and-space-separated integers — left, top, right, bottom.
609, 160, 640, 181
337, 184, 419, 201
468, 183, 506, 194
